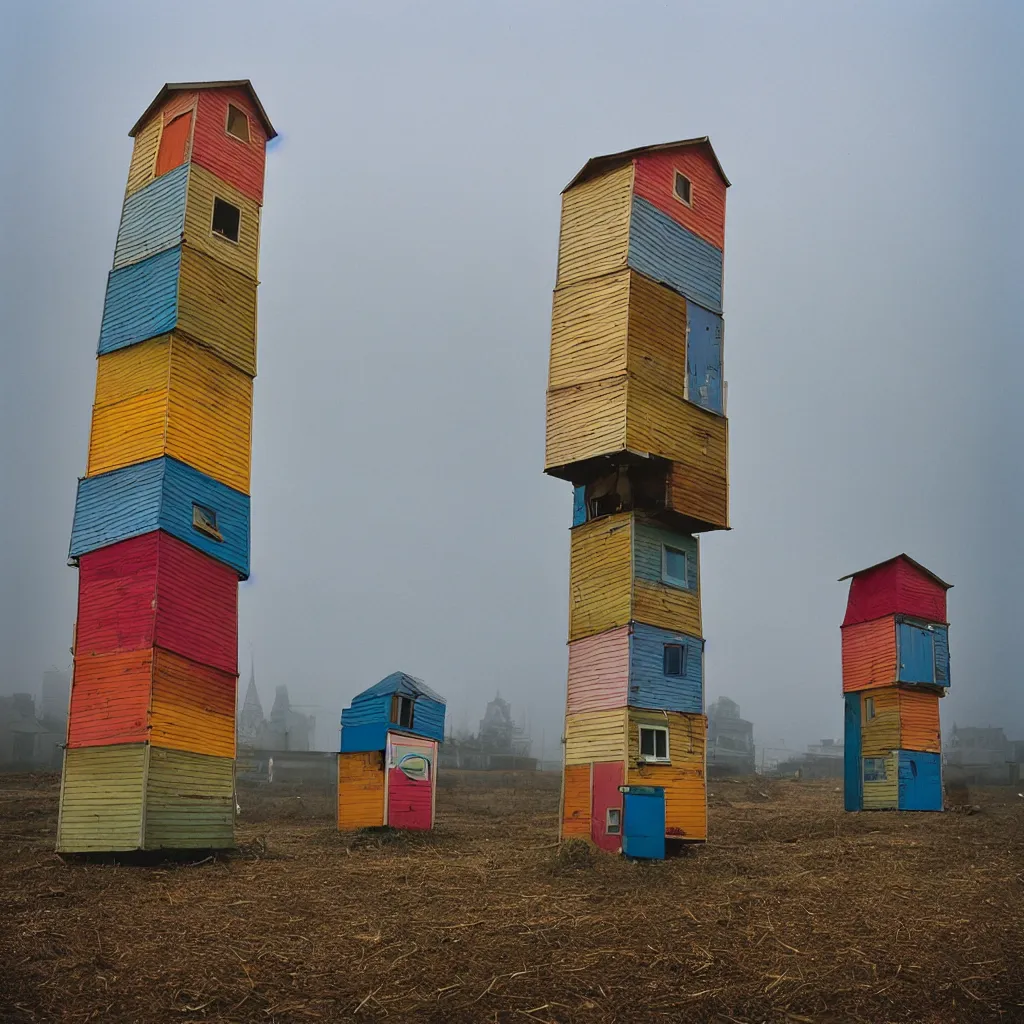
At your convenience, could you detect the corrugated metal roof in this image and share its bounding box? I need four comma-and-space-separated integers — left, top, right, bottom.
359, 672, 446, 705
563, 137, 730, 193
838, 554, 952, 590
129, 80, 277, 139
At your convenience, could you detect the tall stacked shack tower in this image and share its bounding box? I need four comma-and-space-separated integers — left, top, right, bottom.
545, 139, 730, 850
57, 81, 275, 853
840, 555, 951, 812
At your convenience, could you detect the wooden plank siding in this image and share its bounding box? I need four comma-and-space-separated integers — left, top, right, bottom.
862, 751, 899, 810
561, 763, 592, 838
113, 162, 189, 270
184, 163, 261, 280
88, 334, 254, 494
125, 92, 198, 199
67, 649, 153, 748
860, 687, 901, 756
841, 617, 898, 692
565, 627, 630, 714
338, 751, 385, 829
564, 709, 627, 766
191, 87, 269, 206
898, 689, 942, 752
144, 747, 234, 849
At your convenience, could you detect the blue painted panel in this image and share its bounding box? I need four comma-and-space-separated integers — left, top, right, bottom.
633, 521, 699, 591
97, 246, 181, 355
572, 486, 586, 527
113, 164, 188, 270
409, 698, 446, 742
628, 623, 703, 713
69, 457, 250, 577
933, 626, 950, 687
340, 722, 389, 753
622, 789, 665, 859
341, 695, 391, 729
897, 750, 942, 811
341, 689, 446, 744
686, 303, 724, 415
628, 197, 724, 313
898, 622, 936, 685
844, 693, 863, 811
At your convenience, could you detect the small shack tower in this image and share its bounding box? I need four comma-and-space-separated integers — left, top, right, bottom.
840, 555, 952, 811
544, 139, 731, 850
58, 82, 274, 853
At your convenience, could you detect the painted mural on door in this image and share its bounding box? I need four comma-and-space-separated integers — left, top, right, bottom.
686, 303, 724, 415
386, 733, 435, 830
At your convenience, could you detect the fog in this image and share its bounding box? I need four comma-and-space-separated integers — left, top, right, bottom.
3, 1, 1022, 754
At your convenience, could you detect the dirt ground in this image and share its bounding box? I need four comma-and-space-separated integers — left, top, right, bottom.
0, 770, 1022, 1023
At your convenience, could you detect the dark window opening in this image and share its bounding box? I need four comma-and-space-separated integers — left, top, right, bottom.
674, 171, 692, 206
391, 694, 415, 729
192, 503, 222, 541
212, 198, 241, 243
575, 464, 668, 524
606, 807, 621, 835
226, 104, 250, 143
663, 644, 686, 677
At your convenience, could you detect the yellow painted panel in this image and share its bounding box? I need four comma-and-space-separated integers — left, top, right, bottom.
633, 578, 702, 637
556, 164, 633, 288
626, 273, 688, 397
548, 272, 630, 390
862, 751, 898, 810
338, 751, 385, 830
626, 711, 705, 766
185, 164, 262, 281
545, 377, 627, 471
57, 744, 146, 852
564, 709, 626, 766
144, 747, 234, 849
568, 514, 632, 641
177, 245, 258, 376
860, 687, 900, 756
87, 333, 253, 492
126, 117, 161, 197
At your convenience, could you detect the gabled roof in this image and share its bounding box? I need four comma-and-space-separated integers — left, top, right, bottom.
838, 553, 952, 590
129, 80, 277, 139
358, 672, 446, 705
563, 136, 730, 193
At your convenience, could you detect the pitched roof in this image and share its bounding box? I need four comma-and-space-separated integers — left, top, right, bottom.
563, 136, 730, 193
838, 553, 952, 590
129, 80, 277, 139
358, 672, 446, 705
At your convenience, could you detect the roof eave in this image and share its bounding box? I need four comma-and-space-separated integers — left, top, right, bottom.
129, 79, 277, 139
838, 553, 952, 590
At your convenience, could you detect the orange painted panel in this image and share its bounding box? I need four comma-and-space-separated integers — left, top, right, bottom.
67, 650, 152, 747
338, 751, 385, 830
561, 764, 591, 838
154, 111, 192, 177
899, 689, 942, 752
841, 617, 897, 692
149, 649, 237, 758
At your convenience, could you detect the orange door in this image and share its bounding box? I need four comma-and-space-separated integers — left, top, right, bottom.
155, 112, 193, 177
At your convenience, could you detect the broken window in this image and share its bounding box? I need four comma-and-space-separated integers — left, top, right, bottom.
606, 807, 621, 835
192, 503, 222, 541
863, 757, 886, 782
391, 694, 415, 730
226, 104, 250, 143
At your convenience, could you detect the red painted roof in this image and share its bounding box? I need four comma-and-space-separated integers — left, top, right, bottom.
838, 554, 951, 590
840, 554, 950, 628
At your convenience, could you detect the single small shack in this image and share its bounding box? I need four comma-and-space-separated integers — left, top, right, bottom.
337, 673, 445, 831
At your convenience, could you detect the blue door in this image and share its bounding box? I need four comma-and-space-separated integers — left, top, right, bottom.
622, 787, 666, 860
897, 751, 943, 811
898, 623, 935, 684
843, 693, 863, 811
686, 304, 724, 415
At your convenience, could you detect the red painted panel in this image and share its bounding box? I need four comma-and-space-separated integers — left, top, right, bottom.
155, 111, 192, 177
67, 649, 152, 747
387, 769, 432, 830
76, 532, 238, 674
633, 146, 727, 251
191, 88, 268, 204
843, 558, 947, 627
590, 760, 624, 852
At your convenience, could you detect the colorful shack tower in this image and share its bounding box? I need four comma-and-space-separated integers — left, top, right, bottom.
545, 139, 730, 850
338, 673, 446, 831
840, 555, 952, 812
57, 81, 275, 853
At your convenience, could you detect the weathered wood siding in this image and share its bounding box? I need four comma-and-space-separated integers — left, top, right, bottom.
549, 272, 630, 389
898, 689, 942, 752
566, 626, 629, 714
545, 377, 627, 471
862, 751, 899, 810
632, 520, 702, 637
629, 623, 703, 714
150, 649, 236, 759
57, 744, 146, 852
144, 747, 234, 849
841, 617, 898, 692
125, 92, 197, 198
860, 686, 901, 756
625, 272, 689, 396
556, 164, 633, 288
564, 709, 626, 765
184, 164, 261, 280
89, 334, 253, 493
842, 557, 948, 628
568, 515, 632, 641
70, 457, 251, 579
338, 751, 385, 829
113, 163, 189, 270
191, 87, 269, 205
67, 649, 152, 748
561, 763, 591, 838
98, 246, 182, 354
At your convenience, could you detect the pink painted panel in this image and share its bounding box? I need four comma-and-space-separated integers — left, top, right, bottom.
591, 760, 624, 852
566, 627, 629, 714
386, 734, 435, 831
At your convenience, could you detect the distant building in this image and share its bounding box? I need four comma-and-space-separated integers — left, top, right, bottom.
707, 697, 755, 777
438, 693, 537, 771
947, 726, 1013, 785
807, 738, 843, 758
237, 666, 315, 753
0, 689, 64, 770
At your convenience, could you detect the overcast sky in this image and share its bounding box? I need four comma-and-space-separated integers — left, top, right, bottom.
3, 1, 1023, 755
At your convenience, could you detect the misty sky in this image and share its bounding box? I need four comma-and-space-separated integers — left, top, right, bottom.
3, 1, 1023, 755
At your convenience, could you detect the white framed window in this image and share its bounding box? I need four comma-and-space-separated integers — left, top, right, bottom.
639, 725, 669, 763
191, 502, 222, 541
673, 170, 693, 207
864, 696, 876, 720
863, 757, 886, 782
226, 103, 251, 143
606, 807, 621, 835
662, 545, 689, 589
212, 197, 241, 243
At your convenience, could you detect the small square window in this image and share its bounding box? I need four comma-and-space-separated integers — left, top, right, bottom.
673, 171, 692, 206
226, 104, 250, 143
639, 725, 669, 762
863, 757, 886, 783
606, 807, 621, 835
864, 696, 876, 720
663, 644, 687, 677
192, 503, 222, 541
391, 694, 415, 729
662, 545, 688, 589
212, 197, 241, 243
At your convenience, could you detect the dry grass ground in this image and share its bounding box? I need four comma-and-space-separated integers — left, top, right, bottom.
0, 769, 1022, 1023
